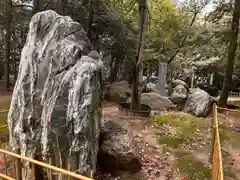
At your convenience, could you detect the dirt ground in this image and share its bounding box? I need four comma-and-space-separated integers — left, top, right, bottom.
95, 103, 182, 180
96, 103, 240, 180
0, 96, 240, 180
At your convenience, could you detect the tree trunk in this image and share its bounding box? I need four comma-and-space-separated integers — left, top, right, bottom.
87, 0, 94, 42
109, 58, 120, 83
33, 0, 40, 14
57, 0, 65, 14
131, 0, 147, 110
131, 63, 140, 109
219, 0, 240, 106
4, 0, 12, 90
94, 34, 100, 53
11, 45, 18, 83
127, 66, 133, 84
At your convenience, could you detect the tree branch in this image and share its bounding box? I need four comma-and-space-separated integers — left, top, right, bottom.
167, 11, 198, 64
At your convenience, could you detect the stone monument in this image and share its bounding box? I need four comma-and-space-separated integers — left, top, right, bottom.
8, 10, 103, 179
157, 62, 168, 96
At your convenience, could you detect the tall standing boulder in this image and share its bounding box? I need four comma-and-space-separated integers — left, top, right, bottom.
184, 88, 213, 117
8, 10, 103, 179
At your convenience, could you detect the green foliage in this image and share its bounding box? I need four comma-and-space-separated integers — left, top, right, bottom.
0, 0, 239, 85
219, 123, 240, 149
175, 150, 211, 180
153, 113, 240, 179
153, 113, 205, 148
157, 134, 184, 148
153, 114, 171, 125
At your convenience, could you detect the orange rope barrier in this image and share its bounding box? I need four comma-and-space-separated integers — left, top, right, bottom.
212, 104, 224, 180
0, 110, 9, 113
0, 125, 8, 130
0, 173, 15, 180
0, 149, 94, 180
217, 106, 240, 113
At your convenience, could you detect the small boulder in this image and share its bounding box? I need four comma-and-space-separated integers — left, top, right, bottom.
104, 81, 131, 103
172, 79, 189, 89
170, 84, 188, 104
128, 92, 175, 110
149, 76, 158, 83
145, 82, 157, 93
98, 120, 141, 173
184, 88, 214, 117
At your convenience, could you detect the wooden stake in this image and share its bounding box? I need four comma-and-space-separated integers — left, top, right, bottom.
15, 148, 22, 180
3, 153, 7, 176
48, 157, 53, 180
32, 163, 36, 180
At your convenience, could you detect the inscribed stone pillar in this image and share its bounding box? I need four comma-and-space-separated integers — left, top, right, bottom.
157, 62, 168, 96
210, 72, 214, 85
191, 67, 195, 88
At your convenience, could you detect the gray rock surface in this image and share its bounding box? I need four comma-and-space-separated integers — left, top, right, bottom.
104, 81, 131, 103
145, 82, 157, 92
170, 85, 188, 104
8, 10, 103, 179
184, 88, 213, 117
128, 92, 175, 110
149, 75, 159, 83
98, 120, 141, 173
172, 79, 189, 89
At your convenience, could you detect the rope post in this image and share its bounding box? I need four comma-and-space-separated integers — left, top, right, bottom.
67, 163, 71, 180
3, 153, 7, 176
210, 103, 217, 163
32, 163, 36, 180
90, 170, 93, 179
0, 149, 94, 180
48, 157, 53, 180
15, 148, 22, 180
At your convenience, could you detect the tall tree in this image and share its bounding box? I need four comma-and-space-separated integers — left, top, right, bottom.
167, 0, 210, 64
33, 0, 40, 14
57, 0, 66, 14
87, 0, 94, 41
4, 0, 12, 90
219, 0, 240, 106
131, 0, 147, 110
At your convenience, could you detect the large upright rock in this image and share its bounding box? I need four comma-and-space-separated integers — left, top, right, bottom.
8, 10, 103, 179
184, 88, 213, 117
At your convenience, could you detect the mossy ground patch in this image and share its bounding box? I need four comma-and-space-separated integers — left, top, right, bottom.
152, 112, 239, 179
